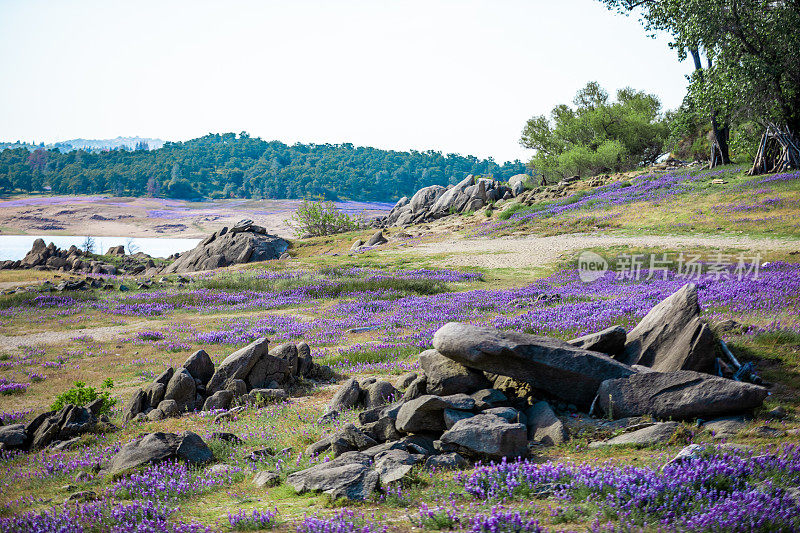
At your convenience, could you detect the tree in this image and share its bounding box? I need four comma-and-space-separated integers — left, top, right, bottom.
520, 82, 668, 180
600, 0, 800, 168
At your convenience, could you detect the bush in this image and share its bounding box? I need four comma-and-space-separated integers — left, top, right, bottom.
289, 198, 364, 237
51, 380, 116, 414
521, 81, 668, 180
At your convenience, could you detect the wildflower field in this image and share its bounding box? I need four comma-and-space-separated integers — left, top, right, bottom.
1, 164, 799, 532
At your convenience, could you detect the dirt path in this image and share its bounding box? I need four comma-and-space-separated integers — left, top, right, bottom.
407, 233, 800, 269
0, 323, 148, 351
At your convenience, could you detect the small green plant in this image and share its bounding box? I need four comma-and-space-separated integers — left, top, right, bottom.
411, 506, 461, 530
485, 207, 493, 217
289, 197, 364, 237
51, 380, 116, 414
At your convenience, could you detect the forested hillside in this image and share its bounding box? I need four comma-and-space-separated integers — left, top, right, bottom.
0, 133, 526, 201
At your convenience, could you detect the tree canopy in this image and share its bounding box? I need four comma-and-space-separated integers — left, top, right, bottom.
0, 133, 526, 200
601, 0, 800, 136
520, 81, 668, 179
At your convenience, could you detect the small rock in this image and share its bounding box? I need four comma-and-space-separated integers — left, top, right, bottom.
211, 432, 244, 445
423, 452, 469, 470
589, 422, 681, 448
65, 491, 96, 503
748, 425, 787, 438
253, 471, 280, 488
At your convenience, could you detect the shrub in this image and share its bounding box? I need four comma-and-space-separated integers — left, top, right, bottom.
51, 380, 116, 414
289, 198, 364, 237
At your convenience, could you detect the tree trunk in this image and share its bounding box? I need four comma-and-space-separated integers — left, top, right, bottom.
709, 114, 731, 168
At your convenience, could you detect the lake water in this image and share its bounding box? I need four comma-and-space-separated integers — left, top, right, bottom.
0, 235, 201, 261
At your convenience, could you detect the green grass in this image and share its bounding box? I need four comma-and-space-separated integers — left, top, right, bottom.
319, 344, 419, 368
193, 269, 453, 298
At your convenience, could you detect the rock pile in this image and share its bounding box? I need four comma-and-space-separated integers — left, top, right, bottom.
0, 402, 114, 453
161, 220, 289, 274
124, 338, 330, 422
0, 239, 119, 274
291, 283, 768, 500
378, 175, 516, 227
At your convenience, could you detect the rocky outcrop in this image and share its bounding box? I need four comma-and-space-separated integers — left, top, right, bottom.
379, 176, 514, 227
124, 338, 329, 422
0, 403, 114, 453
432, 322, 635, 408
0, 239, 120, 275
597, 370, 768, 420
162, 220, 289, 273
620, 284, 717, 373
293, 286, 771, 501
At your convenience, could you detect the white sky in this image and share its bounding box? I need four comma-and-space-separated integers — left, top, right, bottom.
0, 0, 690, 163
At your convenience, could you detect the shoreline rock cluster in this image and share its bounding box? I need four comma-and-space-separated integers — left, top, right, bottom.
378, 175, 519, 227
289, 283, 768, 500
0, 238, 122, 274
161, 219, 289, 274
124, 338, 332, 422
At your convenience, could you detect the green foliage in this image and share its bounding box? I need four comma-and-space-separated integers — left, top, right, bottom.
0, 133, 526, 199
664, 101, 710, 161
602, 0, 800, 140
289, 198, 364, 237
729, 122, 763, 164
51, 380, 116, 414
521, 82, 668, 180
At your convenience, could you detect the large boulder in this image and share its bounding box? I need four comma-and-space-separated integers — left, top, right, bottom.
440, 414, 528, 459
419, 349, 490, 396
620, 284, 716, 373
365, 231, 388, 247
296, 342, 313, 377
525, 401, 567, 446
207, 338, 269, 394
373, 449, 421, 484
162, 222, 289, 274
429, 175, 476, 217
0, 424, 26, 449
568, 326, 627, 357
269, 343, 298, 376
246, 353, 291, 390
164, 369, 197, 412
395, 395, 450, 434
597, 370, 768, 420
432, 322, 635, 408
287, 451, 379, 501
363, 380, 398, 409
183, 350, 215, 386
401, 375, 427, 401
124, 389, 147, 422
105, 431, 212, 476
329, 379, 362, 411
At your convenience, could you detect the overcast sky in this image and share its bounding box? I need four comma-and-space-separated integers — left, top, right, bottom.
0, 0, 691, 163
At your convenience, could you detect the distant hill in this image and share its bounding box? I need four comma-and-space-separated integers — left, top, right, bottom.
0, 132, 528, 202
0, 136, 164, 153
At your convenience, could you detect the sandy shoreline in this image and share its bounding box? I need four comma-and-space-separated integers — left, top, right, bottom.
0, 195, 393, 239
